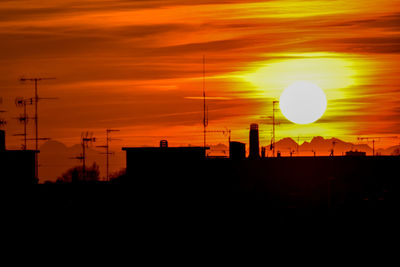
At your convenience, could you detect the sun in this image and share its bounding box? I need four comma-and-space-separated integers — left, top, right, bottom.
279, 81, 327, 124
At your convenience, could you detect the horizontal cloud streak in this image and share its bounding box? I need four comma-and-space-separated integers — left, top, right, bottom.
0, 0, 399, 148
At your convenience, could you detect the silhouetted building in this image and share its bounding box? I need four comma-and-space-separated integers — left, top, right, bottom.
229, 141, 245, 160
122, 141, 209, 178
0, 130, 5, 151
249, 123, 260, 159
160, 140, 168, 148
345, 150, 366, 156
0, 130, 37, 184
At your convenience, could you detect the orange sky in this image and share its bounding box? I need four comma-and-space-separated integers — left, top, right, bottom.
1, 0, 400, 152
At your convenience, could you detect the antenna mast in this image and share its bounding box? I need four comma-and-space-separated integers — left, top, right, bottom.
0, 97, 6, 128
97, 129, 120, 181
20, 77, 56, 179
79, 132, 96, 181
15, 97, 33, 150
203, 55, 208, 151
272, 100, 279, 157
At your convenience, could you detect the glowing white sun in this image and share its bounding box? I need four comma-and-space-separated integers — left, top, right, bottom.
279, 81, 327, 124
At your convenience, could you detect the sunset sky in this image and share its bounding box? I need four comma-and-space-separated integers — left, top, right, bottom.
1, 0, 400, 152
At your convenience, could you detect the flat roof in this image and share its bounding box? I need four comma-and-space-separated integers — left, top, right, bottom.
122, 146, 209, 151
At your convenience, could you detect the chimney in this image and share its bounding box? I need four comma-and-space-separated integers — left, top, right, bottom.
249, 123, 260, 159
160, 140, 168, 148
0, 130, 5, 151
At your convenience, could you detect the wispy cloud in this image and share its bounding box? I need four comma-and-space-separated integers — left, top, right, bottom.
1, 0, 400, 147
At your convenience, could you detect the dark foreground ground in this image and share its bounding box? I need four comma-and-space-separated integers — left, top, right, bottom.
2, 156, 399, 227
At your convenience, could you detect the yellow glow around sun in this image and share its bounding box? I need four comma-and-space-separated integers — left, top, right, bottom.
244, 52, 360, 100
279, 81, 327, 124
233, 52, 371, 140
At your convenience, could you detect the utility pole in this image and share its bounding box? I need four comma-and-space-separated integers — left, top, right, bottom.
20, 77, 56, 179
97, 129, 120, 181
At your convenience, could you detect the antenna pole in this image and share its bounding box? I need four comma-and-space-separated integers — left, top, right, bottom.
372, 140, 375, 156
34, 79, 38, 154
24, 100, 27, 150
80, 133, 96, 181
273, 102, 275, 157
97, 129, 120, 181
272, 101, 279, 157
82, 140, 86, 179
203, 55, 207, 151
106, 130, 109, 181
20, 77, 55, 180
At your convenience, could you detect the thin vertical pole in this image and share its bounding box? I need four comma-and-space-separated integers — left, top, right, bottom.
82, 141, 86, 180
34, 79, 38, 152
272, 101, 276, 157
203, 55, 206, 151
23, 101, 27, 150
106, 130, 109, 181
20, 77, 55, 181
34, 79, 38, 179
372, 140, 375, 156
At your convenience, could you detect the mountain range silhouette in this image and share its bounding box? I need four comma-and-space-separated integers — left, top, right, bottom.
274, 136, 400, 156
274, 137, 368, 156
37, 137, 400, 183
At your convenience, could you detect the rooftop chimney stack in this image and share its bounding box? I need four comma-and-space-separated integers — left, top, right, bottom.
160, 140, 168, 148
249, 123, 260, 159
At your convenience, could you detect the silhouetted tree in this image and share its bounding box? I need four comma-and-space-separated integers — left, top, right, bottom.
109, 168, 127, 181
57, 162, 100, 183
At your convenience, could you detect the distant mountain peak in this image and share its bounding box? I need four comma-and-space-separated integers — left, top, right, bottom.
40, 140, 68, 151
310, 136, 327, 145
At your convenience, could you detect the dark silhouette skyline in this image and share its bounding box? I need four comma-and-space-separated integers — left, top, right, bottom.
1, 125, 400, 224
31, 134, 400, 182
1, 1, 400, 223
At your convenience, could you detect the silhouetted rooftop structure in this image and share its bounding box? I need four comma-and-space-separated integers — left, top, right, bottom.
345, 150, 366, 156
229, 141, 246, 160
249, 123, 260, 159
122, 141, 209, 178
0, 130, 37, 184
122, 146, 208, 161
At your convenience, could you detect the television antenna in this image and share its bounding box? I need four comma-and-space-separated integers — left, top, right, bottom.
202, 55, 208, 151
96, 129, 120, 181
14, 97, 34, 150
81, 132, 96, 180
262, 100, 280, 157
0, 113, 5, 128
330, 140, 337, 156
206, 128, 231, 156
73, 132, 96, 180
0, 97, 6, 128
295, 136, 315, 156
357, 136, 398, 156
20, 77, 56, 179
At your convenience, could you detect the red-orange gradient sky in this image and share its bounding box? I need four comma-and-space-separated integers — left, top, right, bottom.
1, 0, 400, 150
